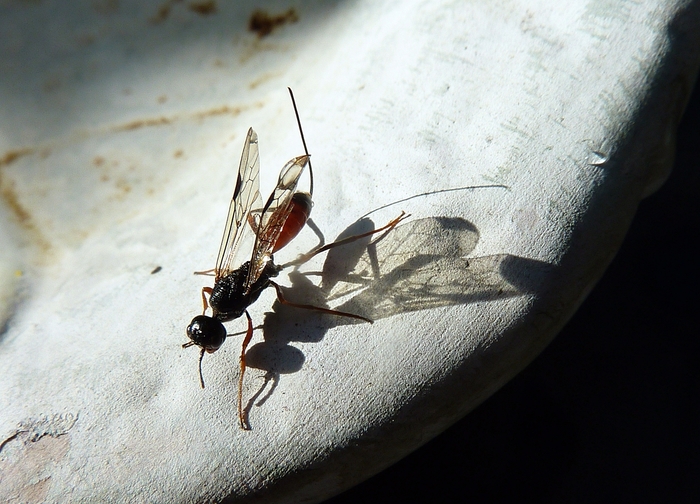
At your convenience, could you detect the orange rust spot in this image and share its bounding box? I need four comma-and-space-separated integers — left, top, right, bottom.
0, 179, 31, 226
189, 1, 216, 15
249, 72, 280, 90
105, 102, 261, 134
174, 149, 184, 158
248, 8, 298, 38
0, 172, 52, 256
192, 105, 244, 120
112, 178, 133, 200
0, 148, 34, 167
113, 116, 172, 132
93, 156, 105, 167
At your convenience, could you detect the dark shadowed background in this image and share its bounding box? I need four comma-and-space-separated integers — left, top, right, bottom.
326, 79, 700, 503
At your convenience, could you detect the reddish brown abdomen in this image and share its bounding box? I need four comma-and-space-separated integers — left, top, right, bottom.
273, 192, 312, 253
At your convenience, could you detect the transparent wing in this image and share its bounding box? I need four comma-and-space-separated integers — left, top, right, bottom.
215, 128, 262, 279
244, 154, 310, 291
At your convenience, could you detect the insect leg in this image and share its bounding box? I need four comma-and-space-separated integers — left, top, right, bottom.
268, 280, 373, 323
194, 268, 217, 276
200, 286, 213, 315
285, 211, 409, 267
238, 310, 255, 430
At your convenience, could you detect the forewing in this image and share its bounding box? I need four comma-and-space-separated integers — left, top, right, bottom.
245, 155, 309, 291
215, 128, 262, 279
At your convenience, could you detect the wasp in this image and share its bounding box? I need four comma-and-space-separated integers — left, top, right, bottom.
183, 88, 407, 429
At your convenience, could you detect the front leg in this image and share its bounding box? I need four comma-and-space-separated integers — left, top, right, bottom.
201, 286, 213, 315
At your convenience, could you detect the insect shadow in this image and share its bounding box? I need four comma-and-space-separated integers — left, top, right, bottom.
242, 215, 552, 413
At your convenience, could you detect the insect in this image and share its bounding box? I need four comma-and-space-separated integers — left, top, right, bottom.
183, 88, 407, 429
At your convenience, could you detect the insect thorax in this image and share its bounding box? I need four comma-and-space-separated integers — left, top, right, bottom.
210, 260, 280, 321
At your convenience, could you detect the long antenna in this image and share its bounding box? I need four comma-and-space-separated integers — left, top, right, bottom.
287, 87, 313, 197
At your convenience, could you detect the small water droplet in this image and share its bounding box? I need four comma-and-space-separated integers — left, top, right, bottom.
588, 150, 608, 166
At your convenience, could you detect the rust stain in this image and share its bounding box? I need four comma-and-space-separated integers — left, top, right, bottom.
249, 8, 299, 38
188, 0, 216, 15
149, 2, 173, 24
238, 39, 282, 65
0, 148, 35, 168
148, 3, 170, 24
0, 102, 260, 168
107, 103, 259, 133
0, 99, 263, 259
0, 178, 32, 226
113, 116, 173, 132
248, 71, 281, 90
0, 97, 266, 267
150, 0, 217, 23
114, 177, 132, 199
0, 172, 52, 255
192, 104, 244, 120
0, 101, 261, 166
1, 148, 54, 258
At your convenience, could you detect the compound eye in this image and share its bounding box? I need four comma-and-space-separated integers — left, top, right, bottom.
186, 315, 227, 352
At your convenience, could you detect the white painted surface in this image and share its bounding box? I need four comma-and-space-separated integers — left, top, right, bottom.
0, 0, 697, 502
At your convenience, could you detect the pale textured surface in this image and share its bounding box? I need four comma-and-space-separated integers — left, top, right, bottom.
0, 1, 698, 503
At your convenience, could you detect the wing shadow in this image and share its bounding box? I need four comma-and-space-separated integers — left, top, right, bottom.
241, 216, 553, 414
